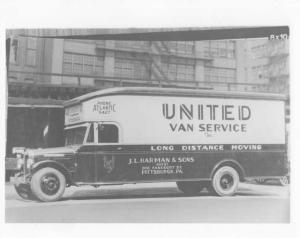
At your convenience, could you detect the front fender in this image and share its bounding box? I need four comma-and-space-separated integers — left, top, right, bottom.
31, 160, 73, 185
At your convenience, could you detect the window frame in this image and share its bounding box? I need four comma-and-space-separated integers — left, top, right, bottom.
64, 122, 121, 145
95, 121, 121, 144
9, 38, 19, 65
63, 52, 105, 76
161, 57, 195, 81
114, 52, 151, 79
204, 66, 236, 83
64, 123, 90, 146
86, 123, 95, 143
25, 37, 37, 66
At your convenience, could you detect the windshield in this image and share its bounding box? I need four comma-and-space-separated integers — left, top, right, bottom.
65, 126, 87, 146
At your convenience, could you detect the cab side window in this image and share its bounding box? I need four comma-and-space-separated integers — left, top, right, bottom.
98, 124, 119, 143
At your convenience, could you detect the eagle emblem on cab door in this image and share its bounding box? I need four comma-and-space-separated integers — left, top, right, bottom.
103, 155, 115, 173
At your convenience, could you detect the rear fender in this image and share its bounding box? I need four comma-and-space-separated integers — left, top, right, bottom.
210, 159, 246, 182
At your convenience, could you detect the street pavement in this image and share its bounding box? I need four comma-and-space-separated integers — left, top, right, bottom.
5, 181, 290, 223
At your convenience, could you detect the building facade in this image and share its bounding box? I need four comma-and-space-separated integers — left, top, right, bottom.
245, 38, 289, 94
46, 39, 242, 91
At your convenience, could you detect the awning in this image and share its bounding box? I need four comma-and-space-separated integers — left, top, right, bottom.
8, 97, 64, 108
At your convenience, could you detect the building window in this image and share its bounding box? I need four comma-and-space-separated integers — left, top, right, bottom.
63, 52, 104, 75
161, 57, 195, 81
203, 40, 235, 58
161, 41, 195, 55
204, 67, 236, 82
73, 54, 83, 73
114, 52, 150, 79
9, 38, 19, 64
84, 55, 94, 74
95, 56, 105, 75
26, 38, 37, 66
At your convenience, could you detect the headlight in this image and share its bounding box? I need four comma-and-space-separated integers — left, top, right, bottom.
25, 149, 35, 169
26, 158, 35, 169
17, 158, 24, 169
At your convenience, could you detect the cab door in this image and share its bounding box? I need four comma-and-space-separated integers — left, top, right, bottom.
73, 123, 97, 182
74, 122, 120, 183
93, 122, 120, 182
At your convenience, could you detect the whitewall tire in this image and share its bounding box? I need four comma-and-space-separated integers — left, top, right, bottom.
30, 167, 66, 202
211, 166, 239, 196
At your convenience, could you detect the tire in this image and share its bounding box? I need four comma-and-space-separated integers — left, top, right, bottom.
30, 167, 66, 202
211, 166, 239, 196
176, 181, 205, 195
278, 176, 289, 186
14, 183, 36, 200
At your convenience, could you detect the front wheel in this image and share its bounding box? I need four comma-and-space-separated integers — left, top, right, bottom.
30, 167, 66, 202
211, 166, 239, 196
176, 181, 205, 195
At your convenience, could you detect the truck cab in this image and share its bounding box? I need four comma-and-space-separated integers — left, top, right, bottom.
13, 121, 120, 202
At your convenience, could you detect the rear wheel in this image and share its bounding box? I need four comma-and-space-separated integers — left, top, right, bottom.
211, 166, 239, 196
30, 167, 66, 202
176, 181, 205, 195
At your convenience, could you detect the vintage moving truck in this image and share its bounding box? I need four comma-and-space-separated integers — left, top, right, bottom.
13, 87, 287, 202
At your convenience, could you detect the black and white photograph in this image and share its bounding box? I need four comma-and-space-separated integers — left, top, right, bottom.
4, 26, 290, 223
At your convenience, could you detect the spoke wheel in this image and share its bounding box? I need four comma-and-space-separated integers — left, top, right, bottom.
40, 173, 60, 195
31, 168, 66, 202
220, 174, 234, 190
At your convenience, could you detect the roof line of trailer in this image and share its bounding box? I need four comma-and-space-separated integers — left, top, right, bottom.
64, 87, 287, 107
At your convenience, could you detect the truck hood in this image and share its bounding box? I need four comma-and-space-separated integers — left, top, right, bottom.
26, 146, 80, 158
